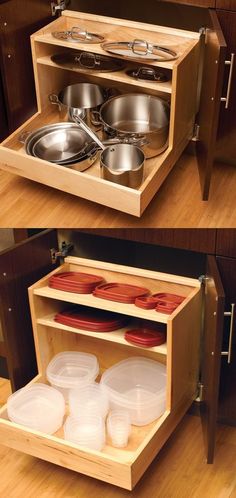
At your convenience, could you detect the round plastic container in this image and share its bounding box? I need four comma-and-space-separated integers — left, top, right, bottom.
46, 352, 99, 400
7, 383, 65, 434
64, 414, 105, 451
69, 383, 109, 419
100, 357, 166, 425
107, 410, 131, 448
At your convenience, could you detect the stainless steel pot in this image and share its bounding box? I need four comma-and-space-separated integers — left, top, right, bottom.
93, 93, 170, 158
49, 83, 116, 129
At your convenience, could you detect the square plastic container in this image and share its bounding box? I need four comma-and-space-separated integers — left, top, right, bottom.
100, 357, 166, 425
46, 352, 99, 400
64, 414, 105, 451
69, 383, 109, 419
7, 383, 65, 434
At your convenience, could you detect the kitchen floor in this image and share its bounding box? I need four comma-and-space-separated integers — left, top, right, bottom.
1, 378, 236, 498
0, 154, 236, 228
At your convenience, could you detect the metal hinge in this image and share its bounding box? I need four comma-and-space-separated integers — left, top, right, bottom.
192, 123, 200, 142
51, 0, 67, 16
198, 274, 207, 285
195, 382, 204, 402
50, 241, 74, 263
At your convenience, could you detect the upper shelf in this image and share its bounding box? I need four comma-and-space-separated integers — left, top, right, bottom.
32, 10, 200, 72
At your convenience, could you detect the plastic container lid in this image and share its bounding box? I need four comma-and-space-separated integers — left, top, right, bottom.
125, 328, 166, 347
7, 383, 65, 434
46, 352, 99, 389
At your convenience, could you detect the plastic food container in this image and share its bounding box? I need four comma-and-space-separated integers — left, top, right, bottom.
46, 352, 99, 400
100, 357, 166, 425
64, 414, 105, 451
7, 383, 65, 434
107, 410, 131, 448
69, 383, 109, 419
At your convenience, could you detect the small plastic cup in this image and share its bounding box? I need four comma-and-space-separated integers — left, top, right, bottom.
107, 410, 131, 448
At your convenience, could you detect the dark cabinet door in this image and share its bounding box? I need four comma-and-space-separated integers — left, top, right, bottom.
216, 229, 236, 258
0, 0, 53, 133
0, 229, 59, 391
159, 0, 215, 6
196, 11, 227, 200
201, 255, 225, 463
216, 1, 236, 10
215, 10, 236, 165
216, 256, 236, 425
0, 68, 8, 141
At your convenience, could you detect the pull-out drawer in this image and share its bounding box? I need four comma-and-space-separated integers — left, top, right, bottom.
0, 11, 201, 217
0, 257, 202, 489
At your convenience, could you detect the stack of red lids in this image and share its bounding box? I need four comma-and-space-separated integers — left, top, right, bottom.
54, 307, 128, 332
93, 283, 150, 303
125, 324, 166, 348
49, 271, 105, 294
135, 292, 185, 314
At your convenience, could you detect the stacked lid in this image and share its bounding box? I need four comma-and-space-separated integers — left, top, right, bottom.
125, 321, 166, 347
135, 292, 185, 313
54, 307, 127, 331
49, 271, 105, 294
93, 282, 150, 303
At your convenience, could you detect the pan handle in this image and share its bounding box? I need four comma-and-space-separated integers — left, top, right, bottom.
71, 26, 88, 40
75, 52, 101, 68
18, 131, 31, 144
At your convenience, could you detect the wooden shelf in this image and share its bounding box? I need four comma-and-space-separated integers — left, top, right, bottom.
37, 314, 168, 355
33, 286, 171, 324
36, 55, 173, 94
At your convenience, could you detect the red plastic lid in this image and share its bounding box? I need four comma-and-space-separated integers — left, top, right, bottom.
155, 301, 179, 314
152, 293, 185, 304
54, 308, 127, 331
49, 281, 96, 294
50, 271, 104, 285
134, 296, 158, 309
93, 283, 150, 303
125, 328, 166, 347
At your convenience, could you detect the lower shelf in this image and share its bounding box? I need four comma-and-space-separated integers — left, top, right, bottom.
0, 108, 188, 217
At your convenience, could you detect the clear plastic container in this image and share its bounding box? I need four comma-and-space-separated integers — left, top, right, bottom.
107, 410, 131, 448
100, 357, 166, 425
7, 383, 65, 434
64, 414, 105, 451
69, 383, 109, 419
46, 351, 99, 400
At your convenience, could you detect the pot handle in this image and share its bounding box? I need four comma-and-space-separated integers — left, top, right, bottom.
75, 52, 101, 69
48, 93, 60, 105
18, 131, 31, 144
131, 39, 149, 56
133, 67, 157, 79
71, 26, 88, 40
90, 110, 102, 127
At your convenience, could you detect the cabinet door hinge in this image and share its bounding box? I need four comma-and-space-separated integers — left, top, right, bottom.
51, 0, 68, 16
195, 382, 204, 402
50, 241, 74, 263
198, 274, 207, 285
192, 123, 200, 142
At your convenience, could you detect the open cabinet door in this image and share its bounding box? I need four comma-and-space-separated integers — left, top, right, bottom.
0, 230, 59, 391
201, 255, 225, 463
196, 10, 226, 200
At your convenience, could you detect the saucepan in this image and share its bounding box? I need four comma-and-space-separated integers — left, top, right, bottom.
73, 115, 145, 188
91, 93, 170, 158
49, 82, 117, 129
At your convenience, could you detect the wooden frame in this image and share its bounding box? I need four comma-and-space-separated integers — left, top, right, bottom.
0, 256, 202, 489
0, 11, 201, 217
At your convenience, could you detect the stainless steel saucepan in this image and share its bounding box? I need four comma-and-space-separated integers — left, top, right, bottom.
91, 93, 170, 158
49, 83, 116, 129
73, 114, 145, 188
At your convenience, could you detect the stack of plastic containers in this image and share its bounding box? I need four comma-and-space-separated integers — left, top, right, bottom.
46, 351, 99, 400
69, 383, 109, 419
100, 357, 167, 425
64, 414, 106, 451
7, 383, 65, 434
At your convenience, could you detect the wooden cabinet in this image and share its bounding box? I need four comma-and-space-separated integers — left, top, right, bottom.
0, 253, 225, 488
0, 10, 226, 216
216, 0, 236, 10
215, 10, 236, 165
159, 0, 215, 6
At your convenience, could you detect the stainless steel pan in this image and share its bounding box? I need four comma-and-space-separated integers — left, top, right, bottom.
92, 93, 170, 158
